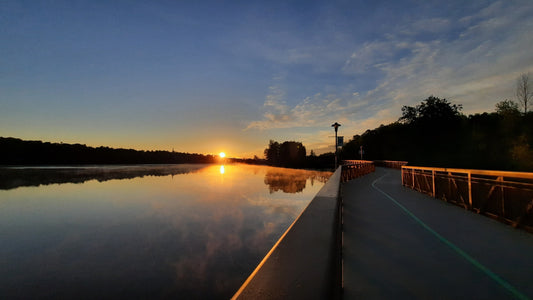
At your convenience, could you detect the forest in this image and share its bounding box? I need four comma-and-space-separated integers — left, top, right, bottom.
0, 137, 217, 165
341, 96, 533, 171
264, 96, 533, 172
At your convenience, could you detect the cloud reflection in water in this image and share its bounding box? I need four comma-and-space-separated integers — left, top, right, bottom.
0, 164, 331, 299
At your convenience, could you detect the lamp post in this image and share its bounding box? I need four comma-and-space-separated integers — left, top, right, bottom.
332, 122, 341, 169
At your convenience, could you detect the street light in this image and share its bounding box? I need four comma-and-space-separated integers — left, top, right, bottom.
332, 122, 341, 169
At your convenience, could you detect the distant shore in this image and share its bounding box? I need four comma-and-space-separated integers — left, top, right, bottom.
0, 164, 208, 190
0, 137, 221, 165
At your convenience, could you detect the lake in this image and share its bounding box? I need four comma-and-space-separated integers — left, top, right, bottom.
0, 164, 331, 299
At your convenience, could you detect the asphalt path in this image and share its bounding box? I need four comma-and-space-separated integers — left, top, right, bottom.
342, 167, 533, 300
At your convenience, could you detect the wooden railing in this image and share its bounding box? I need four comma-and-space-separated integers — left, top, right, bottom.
341, 160, 375, 182
374, 160, 408, 169
402, 166, 533, 232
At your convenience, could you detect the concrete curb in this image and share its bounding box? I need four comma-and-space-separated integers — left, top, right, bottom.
232, 166, 342, 300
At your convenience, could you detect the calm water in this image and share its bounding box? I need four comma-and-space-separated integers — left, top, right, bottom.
0, 164, 331, 299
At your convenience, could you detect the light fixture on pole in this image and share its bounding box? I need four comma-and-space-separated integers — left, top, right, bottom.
331, 122, 341, 169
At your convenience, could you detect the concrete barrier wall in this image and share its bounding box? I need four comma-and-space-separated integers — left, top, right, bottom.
232, 166, 343, 300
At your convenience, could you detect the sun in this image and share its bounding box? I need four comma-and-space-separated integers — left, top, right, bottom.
219, 152, 226, 158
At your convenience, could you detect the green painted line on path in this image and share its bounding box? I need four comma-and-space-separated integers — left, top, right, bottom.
371, 173, 530, 300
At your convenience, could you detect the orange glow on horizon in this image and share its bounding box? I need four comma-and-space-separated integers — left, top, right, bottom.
219, 152, 226, 158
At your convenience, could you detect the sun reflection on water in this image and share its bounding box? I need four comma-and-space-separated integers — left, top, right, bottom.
0, 163, 332, 299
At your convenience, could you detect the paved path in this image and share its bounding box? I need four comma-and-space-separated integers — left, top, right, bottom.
342, 167, 533, 300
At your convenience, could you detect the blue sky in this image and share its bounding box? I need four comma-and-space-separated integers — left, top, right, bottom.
2, 0, 533, 157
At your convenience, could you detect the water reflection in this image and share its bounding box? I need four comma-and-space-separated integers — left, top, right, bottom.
264, 168, 331, 194
0, 164, 331, 299
0, 164, 207, 190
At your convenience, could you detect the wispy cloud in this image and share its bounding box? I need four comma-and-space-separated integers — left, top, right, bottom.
342, 41, 402, 74
245, 0, 533, 154
246, 88, 368, 131
342, 1, 533, 113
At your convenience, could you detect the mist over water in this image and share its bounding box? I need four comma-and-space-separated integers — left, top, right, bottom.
0, 164, 331, 299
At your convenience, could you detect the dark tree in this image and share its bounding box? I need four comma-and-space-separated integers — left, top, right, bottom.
516, 72, 532, 114
399, 96, 462, 124
495, 99, 520, 116
264, 140, 280, 165
399, 106, 418, 124
264, 140, 307, 168
279, 141, 306, 167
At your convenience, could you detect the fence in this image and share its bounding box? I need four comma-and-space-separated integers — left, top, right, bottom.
374, 160, 408, 169
341, 160, 375, 182
402, 166, 533, 232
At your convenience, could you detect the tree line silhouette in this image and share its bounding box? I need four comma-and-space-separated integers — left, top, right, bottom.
263, 96, 532, 172
342, 96, 533, 171
0, 137, 217, 165
263, 140, 336, 169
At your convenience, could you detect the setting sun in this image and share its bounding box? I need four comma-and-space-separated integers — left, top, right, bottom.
219, 152, 226, 158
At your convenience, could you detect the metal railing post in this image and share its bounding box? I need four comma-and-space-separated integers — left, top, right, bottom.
468, 171, 472, 209
499, 176, 505, 219
432, 170, 436, 197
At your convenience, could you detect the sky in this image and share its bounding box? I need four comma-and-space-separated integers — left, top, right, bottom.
2, 0, 533, 158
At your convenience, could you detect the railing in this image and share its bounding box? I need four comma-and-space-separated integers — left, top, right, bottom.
341, 160, 375, 182
374, 160, 408, 169
402, 166, 533, 232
